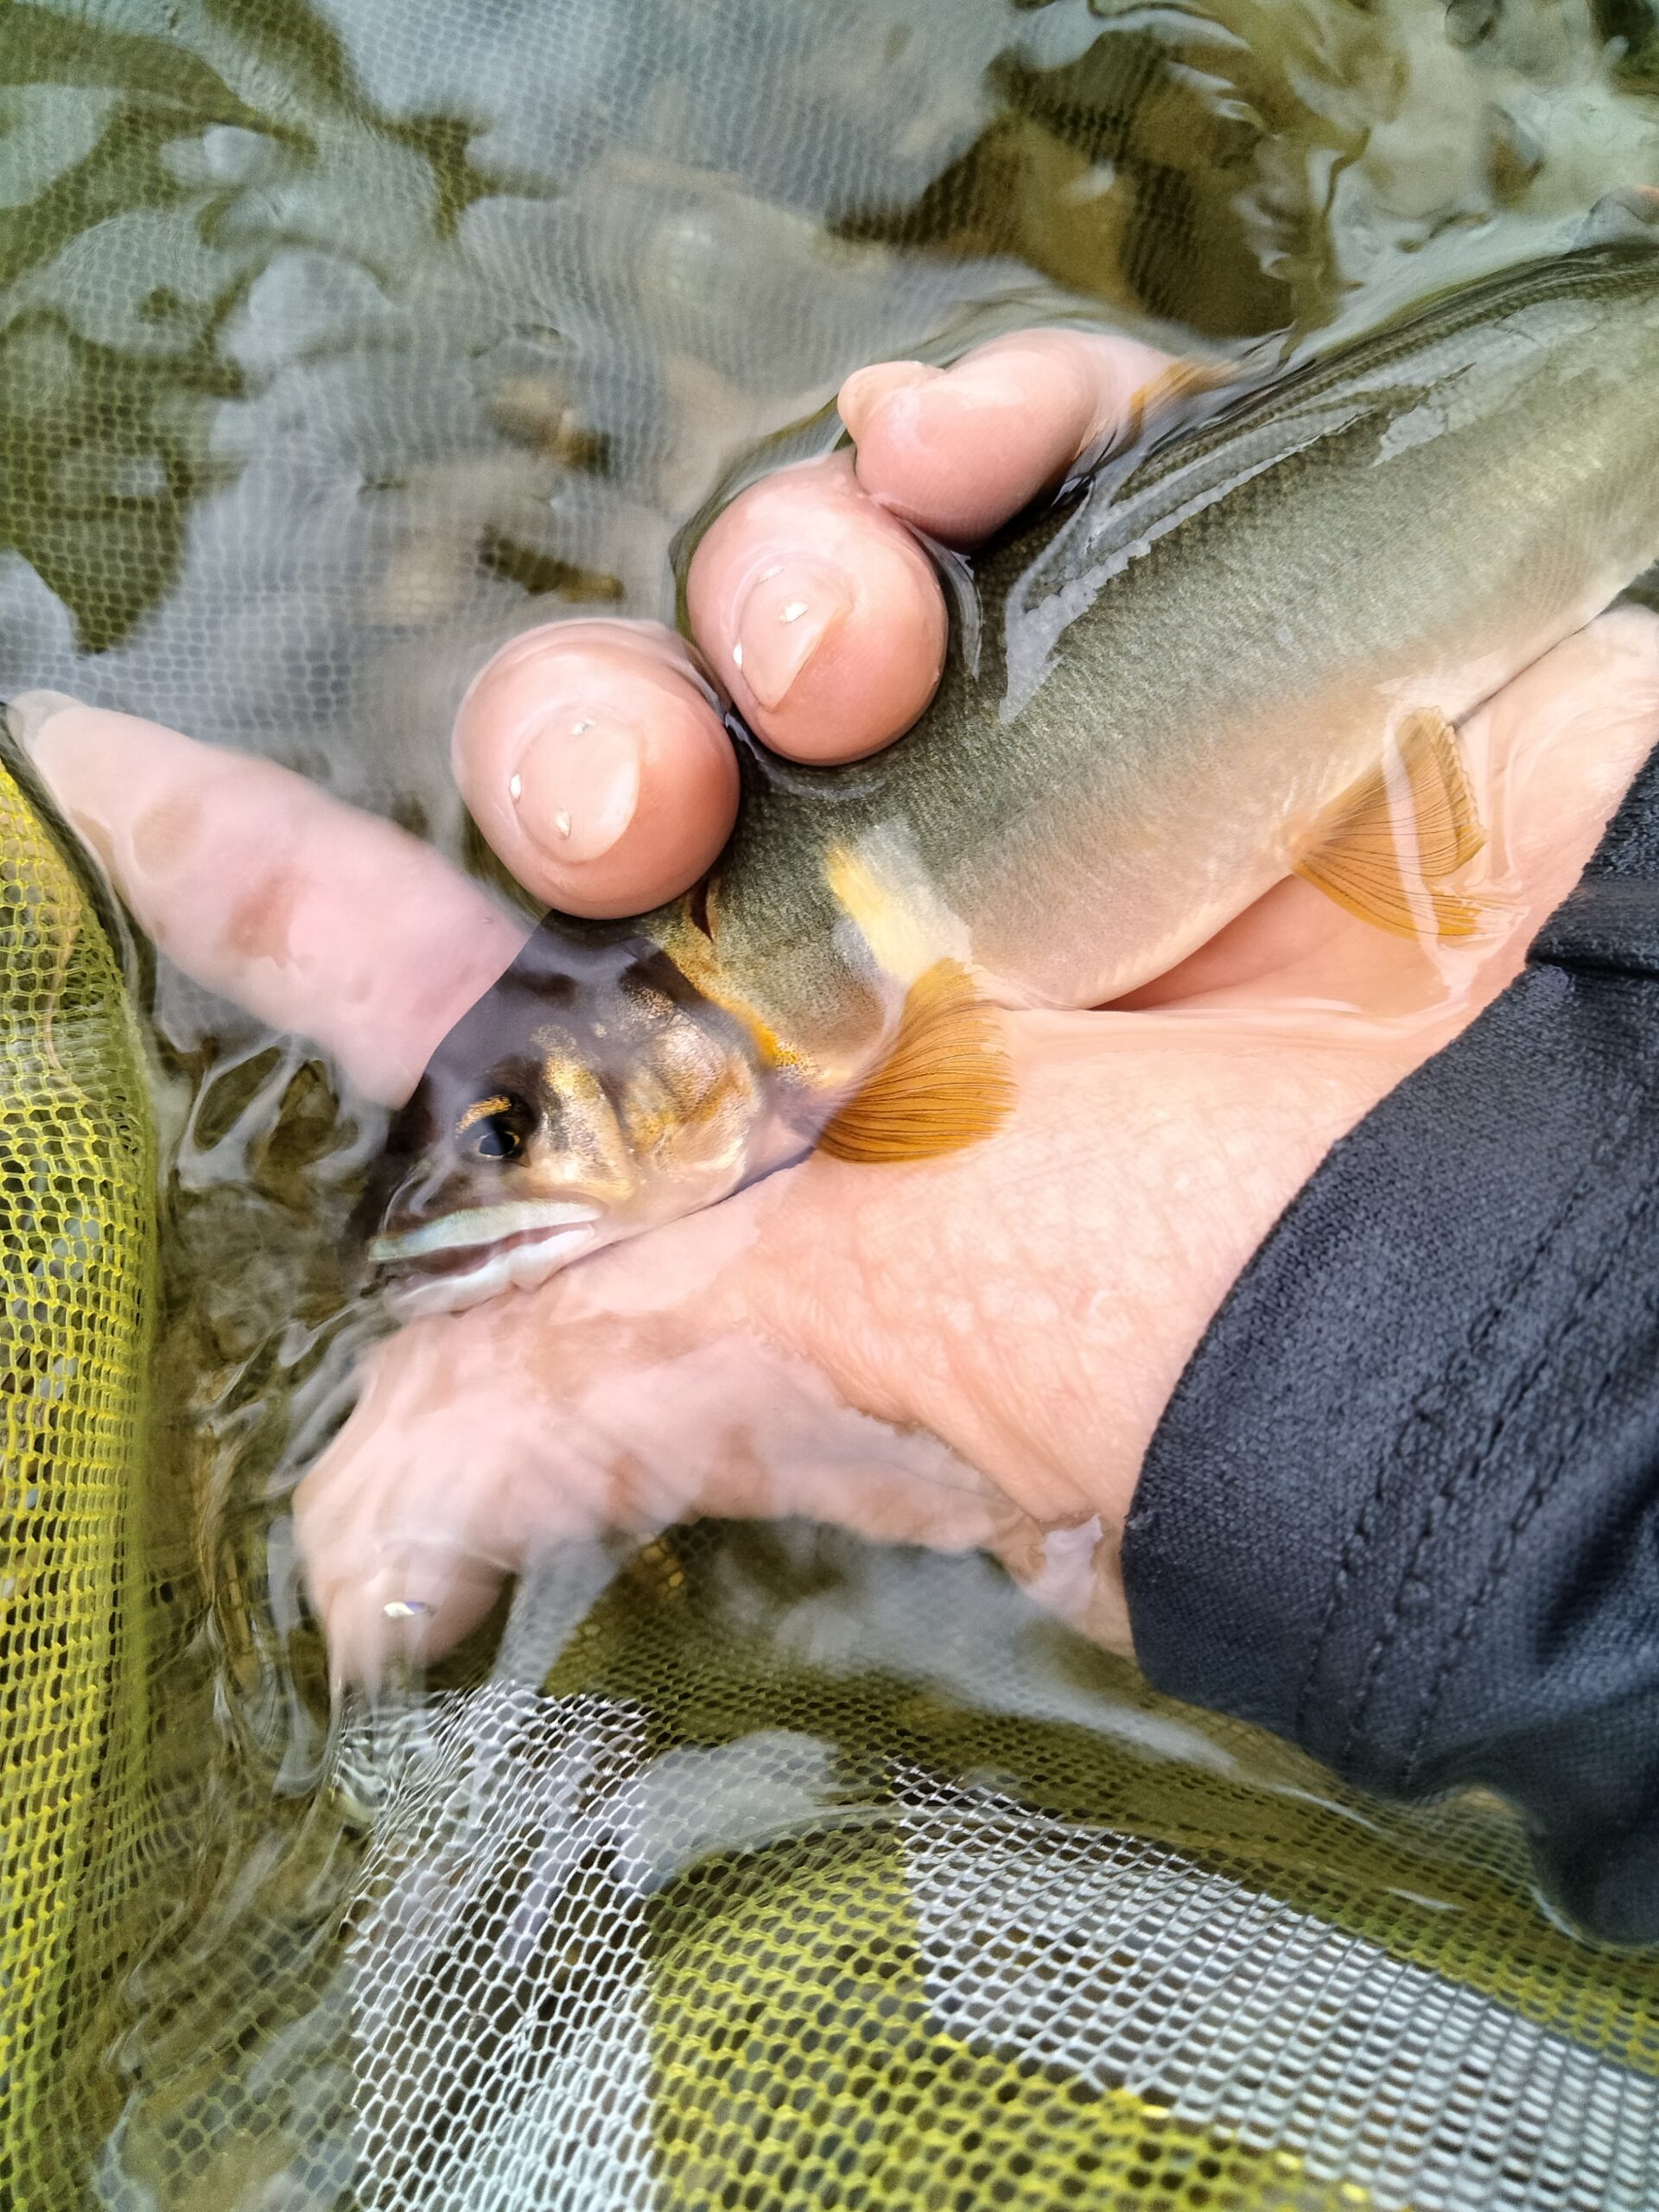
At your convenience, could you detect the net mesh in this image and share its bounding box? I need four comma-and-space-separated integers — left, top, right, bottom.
0, 753, 156, 2205
9, 1, 1659, 2206
111, 1528, 1659, 2212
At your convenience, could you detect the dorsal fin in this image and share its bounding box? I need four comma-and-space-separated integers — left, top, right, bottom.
1121, 356, 1236, 445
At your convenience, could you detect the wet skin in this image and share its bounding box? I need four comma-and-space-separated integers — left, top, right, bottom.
18, 330, 1659, 1686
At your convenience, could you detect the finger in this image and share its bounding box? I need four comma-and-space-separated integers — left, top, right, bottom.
310, 1540, 509, 1692
683, 336, 1175, 765
685, 452, 948, 763
840, 329, 1180, 546
10, 693, 525, 1107
452, 620, 740, 919
682, 338, 1180, 766
294, 1277, 1027, 1686
297, 1379, 1021, 1688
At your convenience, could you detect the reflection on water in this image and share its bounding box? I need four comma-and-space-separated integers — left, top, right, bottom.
9, 0, 1659, 833
9, 1, 1659, 2205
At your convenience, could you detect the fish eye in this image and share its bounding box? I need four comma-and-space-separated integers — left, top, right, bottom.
471, 1117, 521, 1161
455, 1092, 533, 1163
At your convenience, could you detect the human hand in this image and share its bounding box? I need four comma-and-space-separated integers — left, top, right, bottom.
16, 333, 1659, 1687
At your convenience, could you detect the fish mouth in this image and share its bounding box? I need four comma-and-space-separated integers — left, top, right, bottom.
370, 1198, 601, 1267
370, 1199, 605, 1319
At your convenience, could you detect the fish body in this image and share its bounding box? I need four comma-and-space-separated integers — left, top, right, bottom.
374, 239, 1659, 1313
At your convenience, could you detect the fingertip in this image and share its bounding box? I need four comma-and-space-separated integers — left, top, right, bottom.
688, 454, 948, 764
454, 620, 739, 920
837, 360, 939, 444
5, 689, 86, 758
315, 1547, 507, 1691
724, 531, 945, 762
10, 696, 189, 855
843, 331, 1178, 545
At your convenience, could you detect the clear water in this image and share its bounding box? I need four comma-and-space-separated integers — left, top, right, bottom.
8, 1, 1659, 2203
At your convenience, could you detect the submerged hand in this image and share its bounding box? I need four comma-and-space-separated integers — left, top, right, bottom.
445, 330, 1178, 917
294, 613, 1659, 1680
12, 330, 1167, 1094
16, 333, 1659, 1686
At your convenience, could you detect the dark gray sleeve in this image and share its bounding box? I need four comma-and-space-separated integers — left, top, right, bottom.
1121, 741, 1659, 1945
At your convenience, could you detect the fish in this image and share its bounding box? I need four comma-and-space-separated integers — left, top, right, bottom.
370, 227, 1659, 1318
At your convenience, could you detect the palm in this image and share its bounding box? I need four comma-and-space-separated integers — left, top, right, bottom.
296, 610, 1659, 1677
17, 323, 1658, 1682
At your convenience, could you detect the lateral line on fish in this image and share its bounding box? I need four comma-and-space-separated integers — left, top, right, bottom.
1004, 399, 1370, 725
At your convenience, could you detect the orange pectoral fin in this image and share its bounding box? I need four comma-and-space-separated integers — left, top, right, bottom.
818, 958, 1014, 1166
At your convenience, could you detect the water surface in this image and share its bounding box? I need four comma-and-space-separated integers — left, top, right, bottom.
8, 2, 1659, 2204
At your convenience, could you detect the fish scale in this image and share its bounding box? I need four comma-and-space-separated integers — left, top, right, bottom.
709, 240, 1659, 1045
375, 235, 1659, 1306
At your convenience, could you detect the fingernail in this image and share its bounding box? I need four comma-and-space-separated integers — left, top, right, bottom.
512, 711, 642, 864
838, 360, 938, 443
5, 689, 80, 753
733, 561, 852, 712
930, 352, 1035, 413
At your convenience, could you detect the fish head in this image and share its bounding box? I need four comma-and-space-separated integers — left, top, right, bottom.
367, 929, 772, 1317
